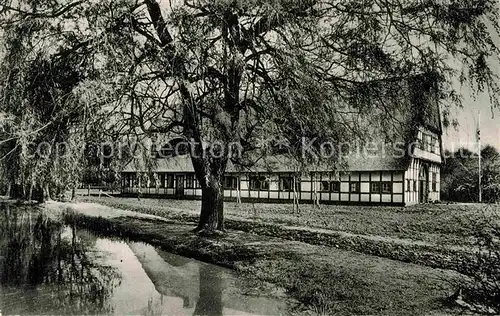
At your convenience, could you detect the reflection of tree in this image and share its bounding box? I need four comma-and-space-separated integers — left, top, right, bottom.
0, 203, 121, 315
193, 265, 223, 316
156, 248, 197, 308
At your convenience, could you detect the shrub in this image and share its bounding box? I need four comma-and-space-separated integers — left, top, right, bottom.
458, 204, 500, 314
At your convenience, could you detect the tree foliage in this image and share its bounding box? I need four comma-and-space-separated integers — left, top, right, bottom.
441, 145, 500, 202
458, 204, 500, 314
0, 7, 120, 200
0, 0, 499, 229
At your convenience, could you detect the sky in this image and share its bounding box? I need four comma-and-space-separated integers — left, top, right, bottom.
442, 90, 500, 152
441, 14, 500, 153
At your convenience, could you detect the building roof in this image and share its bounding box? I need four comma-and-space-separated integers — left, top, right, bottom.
334, 73, 441, 171
123, 151, 411, 173
122, 154, 195, 173
122, 74, 441, 174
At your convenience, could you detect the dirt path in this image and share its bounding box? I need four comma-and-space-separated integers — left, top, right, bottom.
46, 200, 170, 221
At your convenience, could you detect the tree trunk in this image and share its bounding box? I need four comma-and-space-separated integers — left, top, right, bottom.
10, 183, 24, 199
28, 181, 34, 203
6, 182, 11, 198
195, 179, 224, 233
293, 177, 297, 213
313, 180, 320, 208
37, 184, 45, 203
236, 174, 241, 204
43, 183, 51, 201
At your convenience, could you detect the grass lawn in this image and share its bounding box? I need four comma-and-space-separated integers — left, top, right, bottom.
61, 204, 467, 316
80, 196, 499, 247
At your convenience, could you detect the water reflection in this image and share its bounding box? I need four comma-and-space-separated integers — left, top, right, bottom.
0, 203, 120, 315
0, 203, 290, 315
128, 243, 288, 316
193, 265, 223, 316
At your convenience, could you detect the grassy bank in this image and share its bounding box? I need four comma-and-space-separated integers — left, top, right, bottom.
79, 196, 496, 247
77, 197, 491, 274
61, 205, 467, 315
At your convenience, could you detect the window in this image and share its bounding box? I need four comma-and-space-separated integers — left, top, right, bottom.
280, 176, 300, 192
406, 179, 411, 191
320, 181, 330, 192
350, 182, 360, 193
125, 173, 136, 187
418, 133, 439, 153
249, 176, 269, 191
413, 180, 417, 191
330, 181, 340, 192
280, 177, 291, 191
424, 134, 431, 152
432, 172, 437, 192
417, 133, 423, 149
122, 173, 132, 187
149, 174, 157, 188
382, 182, 392, 194
224, 176, 239, 190
370, 182, 380, 193
186, 174, 194, 188
166, 174, 174, 188
418, 133, 432, 151
320, 181, 340, 192
159, 173, 166, 188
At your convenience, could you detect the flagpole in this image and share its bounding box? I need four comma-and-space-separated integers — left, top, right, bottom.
478, 110, 482, 203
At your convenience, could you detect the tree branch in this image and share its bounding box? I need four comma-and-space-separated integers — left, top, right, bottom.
0, 1, 84, 18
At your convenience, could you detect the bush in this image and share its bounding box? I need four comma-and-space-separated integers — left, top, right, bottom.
458, 205, 500, 314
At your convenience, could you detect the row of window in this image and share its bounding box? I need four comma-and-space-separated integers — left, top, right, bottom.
240, 177, 395, 194
246, 176, 300, 192
123, 174, 396, 193
123, 173, 196, 189
319, 181, 392, 194
124, 173, 439, 193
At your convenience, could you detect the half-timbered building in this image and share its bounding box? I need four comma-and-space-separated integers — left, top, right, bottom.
121, 75, 443, 206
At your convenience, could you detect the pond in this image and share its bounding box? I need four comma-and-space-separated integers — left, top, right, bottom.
0, 203, 290, 315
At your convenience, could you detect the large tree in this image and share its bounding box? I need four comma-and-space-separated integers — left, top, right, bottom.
1, 0, 499, 232
442, 145, 500, 202
0, 28, 86, 200
0, 4, 120, 200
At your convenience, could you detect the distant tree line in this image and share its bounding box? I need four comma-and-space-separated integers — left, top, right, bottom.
441, 145, 500, 203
